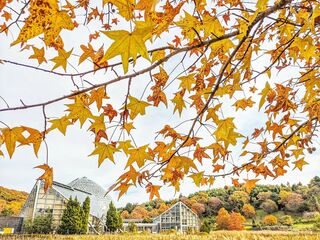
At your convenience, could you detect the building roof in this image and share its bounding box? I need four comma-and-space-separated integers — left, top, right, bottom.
52, 177, 111, 219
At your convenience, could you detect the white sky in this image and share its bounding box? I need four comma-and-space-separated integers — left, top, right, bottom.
0, 0, 319, 207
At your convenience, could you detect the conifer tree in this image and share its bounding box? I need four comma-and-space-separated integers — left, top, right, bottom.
58, 197, 82, 234
81, 197, 90, 234
106, 202, 122, 232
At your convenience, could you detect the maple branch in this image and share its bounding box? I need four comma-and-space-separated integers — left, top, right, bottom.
146, 0, 294, 180
0, 0, 30, 34
0, 31, 240, 112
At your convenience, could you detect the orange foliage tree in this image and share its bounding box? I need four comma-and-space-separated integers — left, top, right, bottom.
216, 207, 246, 230
0, 0, 320, 199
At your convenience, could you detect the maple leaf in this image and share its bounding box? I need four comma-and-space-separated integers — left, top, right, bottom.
88, 115, 106, 134
35, 164, 53, 192
115, 182, 133, 199
89, 87, 109, 110
126, 145, 151, 168
103, 0, 135, 20
66, 96, 93, 127
101, 27, 151, 73
189, 171, 204, 187
20, 127, 43, 157
233, 97, 255, 111
1, 127, 25, 158
50, 48, 73, 71
89, 142, 119, 166
126, 96, 151, 119
48, 116, 72, 135
243, 179, 259, 192
11, 0, 74, 47
146, 183, 161, 200
214, 118, 243, 146
79, 43, 95, 65
29, 47, 47, 65
135, 0, 159, 13
293, 158, 308, 171
118, 140, 133, 156
102, 104, 118, 122
172, 92, 186, 116
178, 73, 196, 92
259, 82, 271, 110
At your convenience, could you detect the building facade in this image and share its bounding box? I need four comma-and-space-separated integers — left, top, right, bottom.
20, 177, 112, 233
123, 201, 200, 233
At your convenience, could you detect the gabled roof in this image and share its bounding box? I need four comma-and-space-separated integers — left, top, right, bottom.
155, 201, 199, 219
51, 177, 111, 219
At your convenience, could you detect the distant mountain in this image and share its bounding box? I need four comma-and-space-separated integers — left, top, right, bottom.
0, 186, 28, 216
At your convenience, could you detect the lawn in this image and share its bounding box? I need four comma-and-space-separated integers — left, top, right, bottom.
0, 231, 319, 240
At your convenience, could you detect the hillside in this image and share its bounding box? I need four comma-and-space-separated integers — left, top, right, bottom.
120, 176, 320, 230
0, 186, 28, 216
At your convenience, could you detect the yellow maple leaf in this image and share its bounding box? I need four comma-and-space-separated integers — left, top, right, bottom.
89, 142, 119, 166
66, 96, 93, 127
88, 115, 106, 134
35, 164, 53, 192
243, 179, 259, 192
214, 118, 243, 146
126, 96, 151, 119
29, 47, 47, 65
259, 81, 271, 110
48, 116, 72, 135
293, 158, 308, 171
103, 0, 135, 20
101, 27, 150, 73
178, 73, 196, 92
233, 97, 255, 111
89, 87, 109, 110
189, 171, 204, 187
11, 0, 74, 47
20, 127, 43, 157
171, 92, 186, 116
50, 48, 73, 72
126, 144, 151, 168
1, 127, 25, 158
118, 140, 133, 156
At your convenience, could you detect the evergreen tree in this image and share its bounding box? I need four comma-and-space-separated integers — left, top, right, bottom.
58, 197, 82, 234
81, 197, 90, 234
106, 202, 122, 232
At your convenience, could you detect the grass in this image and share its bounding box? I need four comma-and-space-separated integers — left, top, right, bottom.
0, 231, 319, 240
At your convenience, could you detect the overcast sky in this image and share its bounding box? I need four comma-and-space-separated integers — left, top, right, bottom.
0, 1, 319, 207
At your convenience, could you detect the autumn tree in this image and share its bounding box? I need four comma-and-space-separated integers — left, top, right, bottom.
242, 204, 256, 219
262, 215, 278, 226
261, 199, 278, 213
216, 208, 230, 230
227, 212, 246, 230
0, 0, 320, 199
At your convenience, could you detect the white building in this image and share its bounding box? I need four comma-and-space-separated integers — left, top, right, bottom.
20, 177, 112, 233
123, 201, 200, 233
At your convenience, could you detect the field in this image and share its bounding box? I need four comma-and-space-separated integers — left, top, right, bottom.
0, 231, 319, 240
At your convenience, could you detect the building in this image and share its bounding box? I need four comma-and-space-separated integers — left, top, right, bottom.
20, 177, 112, 233
123, 201, 200, 233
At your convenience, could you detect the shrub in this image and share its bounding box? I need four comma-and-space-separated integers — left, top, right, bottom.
23, 213, 53, 234
285, 193, 304, 212
314, 216, 320, 230
128, 222, 137, 232
261, 199, 278, 213
200, 220, 211, 233
262, 215, 278, 226
279, 215, 294, 226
